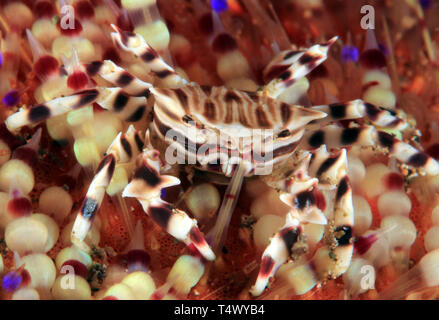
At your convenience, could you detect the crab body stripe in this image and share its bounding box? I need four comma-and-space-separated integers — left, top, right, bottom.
151, 86, 326, 132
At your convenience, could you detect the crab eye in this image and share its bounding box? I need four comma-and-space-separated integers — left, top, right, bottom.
277, 130, 291, 138
182, 115, 195, 124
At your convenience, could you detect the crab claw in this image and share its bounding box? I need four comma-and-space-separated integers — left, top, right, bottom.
122, 148, 216, 261
250, 213, 301, 296
280, 191, 327, 225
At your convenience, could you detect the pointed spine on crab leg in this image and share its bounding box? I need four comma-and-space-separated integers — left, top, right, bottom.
110, 24, 187, 88
302, 124, 439, 176
71, 125, 143, 252
122, 144, 215, 261
263, 37, 338, 99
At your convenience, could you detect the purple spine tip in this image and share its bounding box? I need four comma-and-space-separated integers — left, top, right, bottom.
0, 52, 3, 69
378, 43, 389, 56
2, 271, 22, 292
211, 0, 228, 13
419, 0, 432, 9
2, 90, 21, 107
341, 45, 359, 63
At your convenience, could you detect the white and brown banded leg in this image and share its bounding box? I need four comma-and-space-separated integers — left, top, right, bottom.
250, 213, 302, 296
122, 148, 216, 261
263, 37, 338, 99
84, 60, 152, 97
6, 87, 149, 131
301, 124, 439, 176
310, 99, 407, 130
110, 24, 187, 88
71, 125, 144, 252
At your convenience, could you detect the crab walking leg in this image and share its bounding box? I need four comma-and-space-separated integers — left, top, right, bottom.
5, 87, 149, 130
301, 124, 439, 175
110, 25, 187, 88
310, 99, 407, 130
250, 213, 302, 296
263, 37, 338, 99
84, 60, 152, 97
71, 154, 115, 251
122, 149, 216, 261
71, 125, 144, 251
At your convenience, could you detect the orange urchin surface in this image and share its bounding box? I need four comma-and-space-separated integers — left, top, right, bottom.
0, 0, 439, 301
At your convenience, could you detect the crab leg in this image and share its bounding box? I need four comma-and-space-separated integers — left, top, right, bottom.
302, 124, 439, 176
84, 60, 152, 97
122, 141, 216, 261
72, 125, 144, 251
110, 24, 187, 88
6, 87, 149, 131
263, 37, 338, 99
250, 213, 302, 296
310, 99, 407, 130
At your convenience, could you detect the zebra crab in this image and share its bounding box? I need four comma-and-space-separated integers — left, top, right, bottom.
5, 25, 439, 297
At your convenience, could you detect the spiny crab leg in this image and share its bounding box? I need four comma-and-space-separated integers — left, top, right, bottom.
122, 134, 216, 261
84, 60, 152, 97
6, 86, 149, 131
110, 24, 188, 88
250, 212, 302, 296
262, 37, 338, 99
310, 99, 407, 130
72, 125, 144, 252
302, 124, 439, 176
